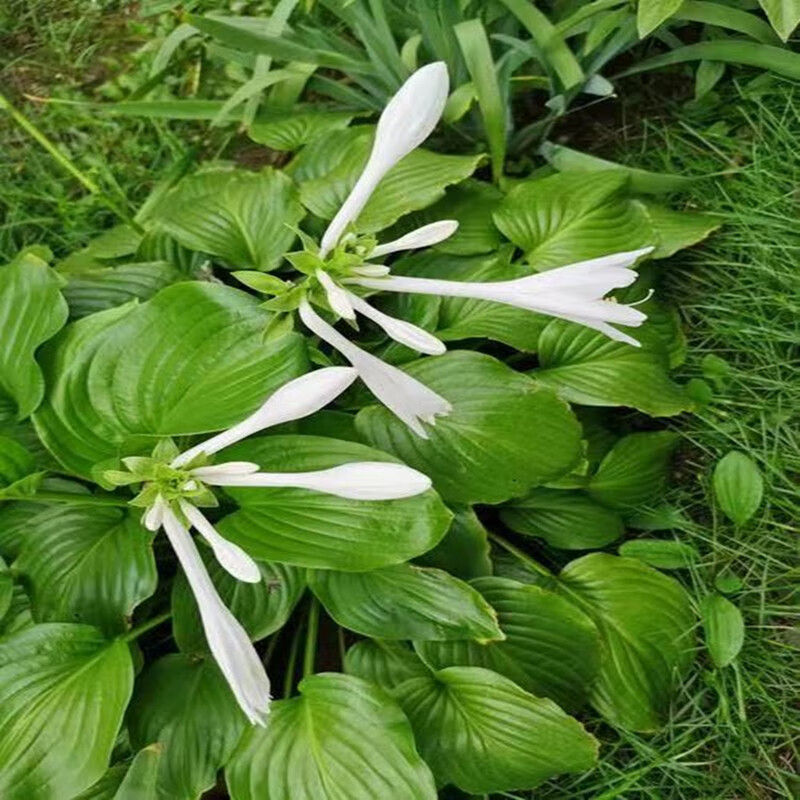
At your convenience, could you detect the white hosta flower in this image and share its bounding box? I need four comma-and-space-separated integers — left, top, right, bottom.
320, 62, 450, 257
299, 299, 451, 438
134, 366, 434, 724
351, 248, 655, 347
371, 220, 460, 258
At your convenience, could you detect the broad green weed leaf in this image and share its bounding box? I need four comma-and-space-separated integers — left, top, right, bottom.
14, 506, 156, 635
416, 576, 600, 711
0, 623, 133, 800
226, 673, 437, 800
558, 553, 695, 731
357, 351, 583, 504
493, 172, 652, 269
155, 167, 304, 271
618, 538, 699, 569
534, 320, 693, 416
588, 431, 679, 509
0, 250, 68, 422
701, 594, 745, 667
216, 435, 451, 570
344, 640, 430, 692
713, 451, 764, 525
637, 200, 721, 258
128, 654, 248, 800
501, 488, 624, 549
172, 550, 305, 652
758, 0, 800, 40
308, 563, 502, 641
395, 666, 598, 794
33, 282, 307, 478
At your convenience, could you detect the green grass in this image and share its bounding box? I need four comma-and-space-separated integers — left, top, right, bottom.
530, 79, 799, 800
2, 7, 797, 798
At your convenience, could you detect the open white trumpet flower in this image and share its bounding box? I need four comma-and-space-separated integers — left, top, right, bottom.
296, 61, 653, 436
111, 367, 433, 724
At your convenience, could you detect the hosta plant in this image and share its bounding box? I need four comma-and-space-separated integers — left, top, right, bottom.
0, 63, 714, 799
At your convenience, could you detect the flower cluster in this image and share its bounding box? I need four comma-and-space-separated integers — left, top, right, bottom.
108, 368, 432, 724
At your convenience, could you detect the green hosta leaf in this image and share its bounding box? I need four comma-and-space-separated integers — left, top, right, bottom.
759, 0, 800, 40
226, 673, 437, 800
700, 594, 745, 668
618, 538, 699, 569
637, 200, 721, 258
534, 320, 693, 416
58, 224, 142, 274
172, 550, 305, 652
357, 351, 582, 505
395, 666, 598, 794
114, 745, 162, 800
62, 262, 184, 320
427, 181, 503, 255
344, 640, 430, 692
298, 127, 482, 232
128, 654, 248, 800
155, 167, 304, 271
0, 250, 69, 422
558, 553, 695, 731
216, 435, 451, 570
0, 623, 133, 800
501, 488, 624, 549
309, 563, 502, 642
14, 506, 157, 635
0, 556, 11, 622
72, 766, 127, 800
416, 576, 600, 711
713, 451, 764, 525
637, 0, 683, 36
395, 250, 546, 351
415, 506, 492, 579
249, 110, 355, 150
33, 282, 307, 477
0, 435, 34, 486
588, 431, 679, 509
493, 172, 652, 269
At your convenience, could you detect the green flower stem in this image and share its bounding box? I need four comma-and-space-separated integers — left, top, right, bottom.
283, 620, 304, 698
0, 91, 137, 227
488, 532, 554, 579
123, 611, 172, 642
24, 490, 131, 507
303, 597, 320, 678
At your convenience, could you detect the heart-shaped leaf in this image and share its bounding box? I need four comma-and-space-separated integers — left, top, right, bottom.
0, 250, 68, 422
217, 435, 451, 570
128, 654, 248, 800
501, 487, 624, 549
345, 640, 431, 692
0, 623, 133, 800
14, 506, 157, 635
226, 673, 437, 800
356, 351, 582, 504
558, 553, 695, 731
33, 282, 307, 477
394, 666, 598, 793
249, 110, 355, 151
534, 320, 693, 417
416, 576, 600, 711
308, 563, 502, 641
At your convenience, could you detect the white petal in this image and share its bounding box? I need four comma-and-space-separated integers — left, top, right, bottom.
161, 505, 270, 725
179, 499, 261, 583
350, 264, 391, 278
347, 292, 446, 355
172, 367, 358, 467
191, 462, 261, 479
203, 461, 432, 500
299, 300, 451, 437
143, 496, 166, 532
319, 62, 449, 256
371, 220, 459, 258
316, 269, 355, 320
